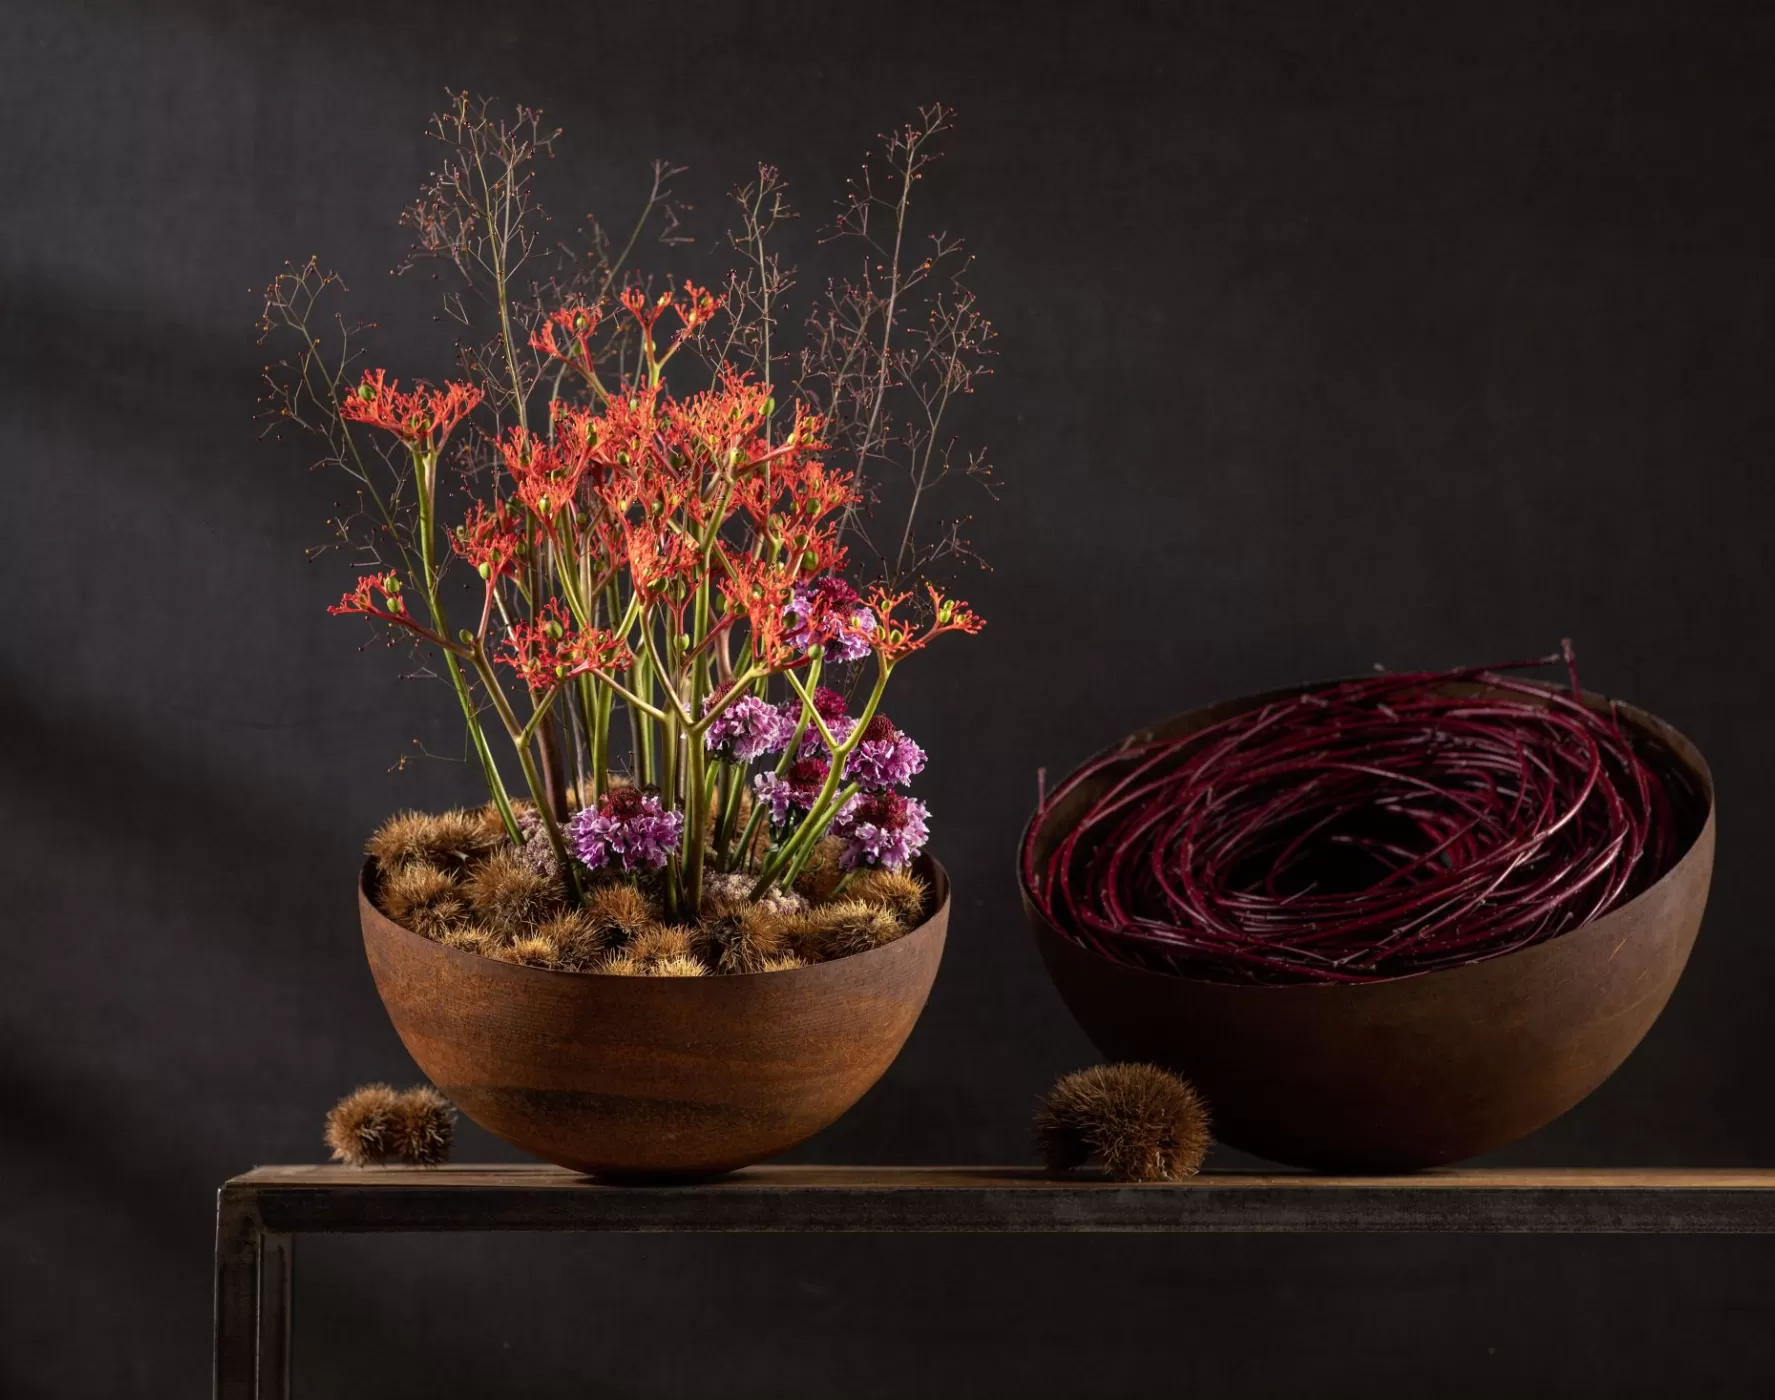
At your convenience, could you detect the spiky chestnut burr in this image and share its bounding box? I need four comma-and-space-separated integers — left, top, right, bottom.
324, 1084, 402, 1166
391, 1086, 456, 1166
1035, 1064, 1211, 1183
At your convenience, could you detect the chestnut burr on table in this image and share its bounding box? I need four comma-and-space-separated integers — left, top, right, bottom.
214, 1164, 1775, 1399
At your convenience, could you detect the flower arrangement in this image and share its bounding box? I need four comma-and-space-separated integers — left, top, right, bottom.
263, 96, 991, 973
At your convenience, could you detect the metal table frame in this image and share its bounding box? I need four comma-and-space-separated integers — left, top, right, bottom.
213, 1164, 1775, 1399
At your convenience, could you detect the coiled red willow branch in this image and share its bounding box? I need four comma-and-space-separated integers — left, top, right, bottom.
1021, 655, 1691, 986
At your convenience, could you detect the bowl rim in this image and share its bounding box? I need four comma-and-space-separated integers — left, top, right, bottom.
360, 849, 952, 984
1017, 675, 1715, 994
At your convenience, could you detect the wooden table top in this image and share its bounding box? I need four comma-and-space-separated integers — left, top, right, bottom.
220, 1165, 1775, 1234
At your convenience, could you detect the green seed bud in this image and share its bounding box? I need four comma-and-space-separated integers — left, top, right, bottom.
478, 562, 491, 579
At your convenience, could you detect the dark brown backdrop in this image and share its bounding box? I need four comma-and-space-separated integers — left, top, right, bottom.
5, 1, 1775, 1395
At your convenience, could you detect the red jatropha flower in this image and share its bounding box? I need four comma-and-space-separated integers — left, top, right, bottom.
737, 451, 853, 537
329, 570, 408, 621
620, 280, 719, 349
452, 500, 524, 581
557, 622, 634, 679
496, 599, 633, 691
499, 425, 593, 522
550, 401, 602, 478
669, 280, 719, 339
623, 521, 701, 603
586, 382, 664, 493
619, 285, 675, 332
663, 370, 772, 469
340, 370, 482, 451
719, 556, 803, 670
530, 301, 602, 375
867, 584, 985, 664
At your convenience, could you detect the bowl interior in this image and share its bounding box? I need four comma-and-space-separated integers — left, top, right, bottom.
1019, 677, 1713, 987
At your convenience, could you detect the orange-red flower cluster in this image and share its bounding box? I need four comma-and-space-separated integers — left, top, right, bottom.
497, 600, 634, 691
499, 407, 601, 523
720, 557, 802, 669
452, 500, 525, 581
330, 327, 981, 685
328, 570, 407, 621
867, 584, 985, 664
341, 370, 482, 450
618, 280, 718, 342
623, 523, 702, 604
529, 301, 601, 378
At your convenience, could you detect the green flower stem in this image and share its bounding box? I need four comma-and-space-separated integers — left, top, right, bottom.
591, 670, 668, 723
772, 654, 824, 774
591, 680, 612, 800
628, 654, 655, 787
411, 445, 521, 845
572, 676, 599, 792
781, 781, 861, 891
730, 655, 819, 880
683, 721, 710, 913
659, 702, 681, 918
450, 656, 522, 844
468, 646, 576, 896
750, 661, 891, 898
638, 619, 693, 725
686, 664, 768, 737
712, 761, 732, 872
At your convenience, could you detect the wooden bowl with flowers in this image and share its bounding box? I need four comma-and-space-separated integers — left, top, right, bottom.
262, 100, 991, 1178
361, 805, 950, 1179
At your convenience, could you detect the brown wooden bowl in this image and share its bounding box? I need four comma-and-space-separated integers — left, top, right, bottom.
1020, 683, 1715, 1172
361, 855, 949, 1180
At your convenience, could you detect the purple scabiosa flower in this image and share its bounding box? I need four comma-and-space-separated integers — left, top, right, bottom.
703, 691, 793, 763
569, 787, 684, 873
786, 686, 855, 757
843, 714, 927, 790
784, 576, 876, 663
833, 790, 931, 871
753, 757, 830, 828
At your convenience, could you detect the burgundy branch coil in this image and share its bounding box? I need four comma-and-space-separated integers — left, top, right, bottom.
1021, 657, 1690, 985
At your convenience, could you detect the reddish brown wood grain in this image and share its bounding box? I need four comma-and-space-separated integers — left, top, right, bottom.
1023, 694, 1715, 1172
360, 856, 949, 1179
